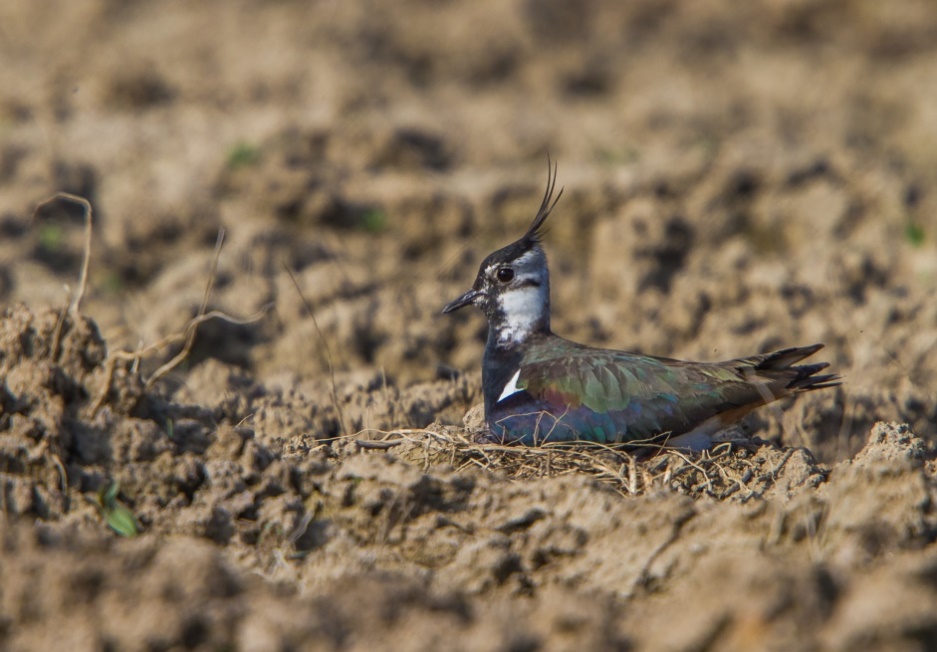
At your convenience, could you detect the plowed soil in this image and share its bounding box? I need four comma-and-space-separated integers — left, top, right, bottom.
2, 1, 937, 650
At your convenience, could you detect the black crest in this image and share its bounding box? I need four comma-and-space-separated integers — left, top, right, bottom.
490, 157, 564, 266
521, 156, 563, 247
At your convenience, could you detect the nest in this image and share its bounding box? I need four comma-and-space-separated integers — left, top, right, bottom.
352, 426, 801, 501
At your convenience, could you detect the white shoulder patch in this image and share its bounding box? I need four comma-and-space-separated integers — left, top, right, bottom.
497, 370, 523, 403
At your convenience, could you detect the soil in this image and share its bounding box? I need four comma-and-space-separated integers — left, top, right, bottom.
2, 1, 937, 650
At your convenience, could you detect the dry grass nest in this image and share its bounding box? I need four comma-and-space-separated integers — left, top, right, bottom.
351, 426, 816, 501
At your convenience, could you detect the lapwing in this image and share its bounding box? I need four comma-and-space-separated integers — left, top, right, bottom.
443, 162, 839, 450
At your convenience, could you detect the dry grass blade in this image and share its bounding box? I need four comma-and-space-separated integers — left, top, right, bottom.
32, 192, 94, 361
32, 192, 93, 316
144, 308, 269, 390
144, 227, 226, 389
89, 306, 269, 414
284, 262, 348, 437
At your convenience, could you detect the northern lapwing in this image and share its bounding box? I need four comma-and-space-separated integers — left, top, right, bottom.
443, 162, 839, 450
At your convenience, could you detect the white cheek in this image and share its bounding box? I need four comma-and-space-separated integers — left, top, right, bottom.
497, 286, 545, 344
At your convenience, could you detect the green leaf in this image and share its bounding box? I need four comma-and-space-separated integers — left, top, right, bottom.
95, 481, 140, 537
101, 271, 124, 295
905, 222, 925, 247
38, 224, 64, 251
104, 503, 140, 538
101, 480, 120, 506
226, 142, 260, 169
360, 208, 387, 233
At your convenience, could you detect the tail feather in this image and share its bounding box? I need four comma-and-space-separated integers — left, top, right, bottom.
786, 363, 841, 391
664, 343, 840, 452
746, 344, 841, 394
791, 372, 841, 391
754, 343, 824, 371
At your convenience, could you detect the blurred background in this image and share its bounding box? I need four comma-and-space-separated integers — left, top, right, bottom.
2, 0, 936, 460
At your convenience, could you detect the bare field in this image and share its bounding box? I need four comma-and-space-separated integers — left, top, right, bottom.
2, 1, 937, 650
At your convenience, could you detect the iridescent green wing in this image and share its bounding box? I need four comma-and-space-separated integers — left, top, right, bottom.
516, 345, 762, 435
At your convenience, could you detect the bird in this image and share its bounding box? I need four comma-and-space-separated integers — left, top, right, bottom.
442, 161, 839, 450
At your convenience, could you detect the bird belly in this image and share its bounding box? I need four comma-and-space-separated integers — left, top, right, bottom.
486, 396, 632, 445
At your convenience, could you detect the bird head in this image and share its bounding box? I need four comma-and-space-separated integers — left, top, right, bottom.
443, 160, 563, 347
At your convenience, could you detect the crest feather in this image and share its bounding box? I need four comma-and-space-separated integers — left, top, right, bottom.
522, 156, 563, 245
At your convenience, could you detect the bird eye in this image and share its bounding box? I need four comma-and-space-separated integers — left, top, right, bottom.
496, 267, 514, 283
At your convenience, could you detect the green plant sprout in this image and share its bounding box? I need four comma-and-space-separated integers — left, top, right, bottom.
91, 481, 140, 537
